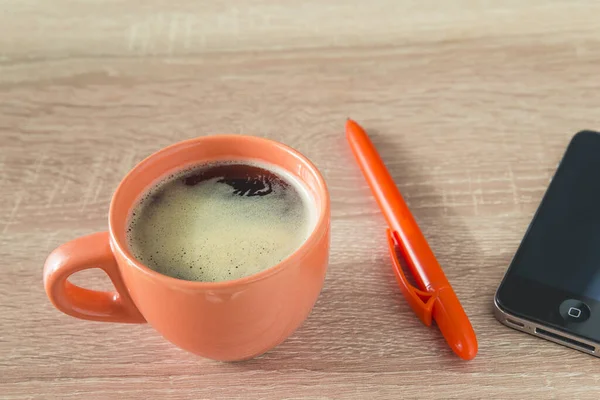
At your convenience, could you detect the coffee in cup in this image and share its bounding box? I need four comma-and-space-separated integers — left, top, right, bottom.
127, 161, 317, 282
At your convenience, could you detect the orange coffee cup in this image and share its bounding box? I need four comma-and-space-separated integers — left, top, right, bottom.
43, 135, 330, 361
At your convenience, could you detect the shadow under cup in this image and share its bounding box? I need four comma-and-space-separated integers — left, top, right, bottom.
44, 135, 331, 361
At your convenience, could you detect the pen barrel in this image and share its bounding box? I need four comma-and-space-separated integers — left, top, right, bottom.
346, 122, 446, 290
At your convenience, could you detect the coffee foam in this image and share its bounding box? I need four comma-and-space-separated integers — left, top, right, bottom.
126, 160, 317, 282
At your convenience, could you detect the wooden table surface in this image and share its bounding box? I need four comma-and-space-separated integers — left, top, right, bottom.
2, 1, 600, 398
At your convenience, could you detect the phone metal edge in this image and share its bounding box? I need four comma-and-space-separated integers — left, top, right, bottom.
493, 295, 598, 358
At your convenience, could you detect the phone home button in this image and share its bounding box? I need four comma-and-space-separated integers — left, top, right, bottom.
568, 307, 581, 318
559, 299, 591, 322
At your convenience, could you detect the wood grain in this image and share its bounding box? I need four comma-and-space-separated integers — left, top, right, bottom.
2, 1, 600, 398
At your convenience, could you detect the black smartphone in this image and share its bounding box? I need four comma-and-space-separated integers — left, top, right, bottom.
494, 130, 600, 357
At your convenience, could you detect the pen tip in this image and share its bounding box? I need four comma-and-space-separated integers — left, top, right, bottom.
345, 119, 352, 132
345, 118, 360, 132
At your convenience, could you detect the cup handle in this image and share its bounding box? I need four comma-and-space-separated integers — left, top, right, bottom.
43, 231, 146, 323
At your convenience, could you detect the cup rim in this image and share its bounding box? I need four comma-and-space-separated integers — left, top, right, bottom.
108, 134, 330, 290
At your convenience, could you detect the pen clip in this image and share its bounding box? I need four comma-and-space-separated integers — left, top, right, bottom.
386, 229, 437, 326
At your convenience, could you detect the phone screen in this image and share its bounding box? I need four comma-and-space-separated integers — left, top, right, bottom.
510, 131, 600, 300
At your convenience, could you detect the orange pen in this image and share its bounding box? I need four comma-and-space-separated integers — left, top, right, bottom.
346, 119, 478, 360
